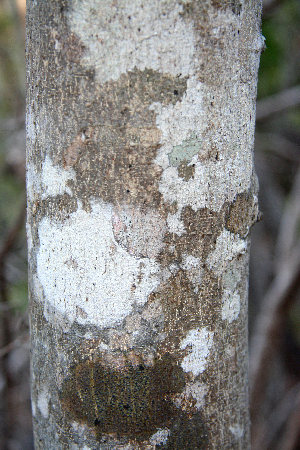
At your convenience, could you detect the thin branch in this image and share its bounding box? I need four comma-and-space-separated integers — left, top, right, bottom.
0, 331, 29, 359
0, 115, 25, 132
252, 382, 300, 450
256, 85, 300, 121
262, 0, 282, 17
0, 199, 26, 263
274, 166, 300, 272
249, 239, 300, 415
277, 400, 300, 450
0, 199, 26, 306
250, 164, 300, 415
255, 132, 300, 163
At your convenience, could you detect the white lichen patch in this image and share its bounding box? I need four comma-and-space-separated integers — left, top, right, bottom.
180, 328, 214, 376
31, 399, 36, 417
181, 254, 200, 270
112, 205, 166, 258
158, 153, 252, 212
26, 105, 37, 143
151, 66, 253, 212
41, 155, 75, 198
68, 0, 195, 84
151, 77, 204, 167
166, 211, 185, 236
149, 428, 170, 446
214, 256, 245, 323
207, 230, 247, 276
27, 155, 76, 202
229, 424, 244, 440
26, 221, 33, 253
180, 254, 202, 285
174, 381, 207, 410
37, 200, 161, 328
221, 289, 240, 323
37, 387, 50, 418
207, 234, 246, 323
71, 422, 90, 437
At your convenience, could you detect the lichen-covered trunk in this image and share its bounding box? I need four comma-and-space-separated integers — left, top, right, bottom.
26, 1, 262, 448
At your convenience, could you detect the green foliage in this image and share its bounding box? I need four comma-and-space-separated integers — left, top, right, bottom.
0, 1, 26, 314
258, 0, 300, 98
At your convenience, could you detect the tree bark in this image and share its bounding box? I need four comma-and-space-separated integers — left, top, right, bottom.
26, 1, 263, 448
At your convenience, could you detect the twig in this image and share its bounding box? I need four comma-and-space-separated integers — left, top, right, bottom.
249, 239, 300, 415
252, 382, 300, 450
256, 85, 300, 121
0, 331, 29, 359
255, 132, 300, 163
277, 399, 300, 450
274, 166, 300, 272
0, 115, 25, 132
262, 0, 282, 17
0, 199, 26, 306
0, 199, 26, 263
250, 164, 300, 416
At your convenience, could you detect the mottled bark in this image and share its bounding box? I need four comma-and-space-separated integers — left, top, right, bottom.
26, 1, 263, 449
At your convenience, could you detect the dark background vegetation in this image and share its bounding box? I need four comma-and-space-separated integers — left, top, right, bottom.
0, 0, 299, 448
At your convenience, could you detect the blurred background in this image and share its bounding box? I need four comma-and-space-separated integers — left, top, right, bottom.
0, 0, 299, 448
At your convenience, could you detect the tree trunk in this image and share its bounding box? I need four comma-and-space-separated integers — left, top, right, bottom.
26, 1, 263, 448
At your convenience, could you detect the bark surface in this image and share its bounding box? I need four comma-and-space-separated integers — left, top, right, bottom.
26, 1, 263, 448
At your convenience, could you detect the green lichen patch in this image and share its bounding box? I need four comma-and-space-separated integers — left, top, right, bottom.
168, 132, 201, 167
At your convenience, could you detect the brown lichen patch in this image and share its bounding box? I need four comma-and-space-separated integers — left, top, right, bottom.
73, 123, 162, 208
181, 206, 225, 260
63, 68, 187, 209
63, 131, 87, 168
158, 206, 225, 269
150, 271, 201, 352
60, 349, 209, 448
156, 225, 222, 333
76, 306, 88, 320
108, 331, 134, 352
196, 268, 222, 328
49, 27, 87, 66
179, 2, 246, 90
36, 194, 78, 224
211, 0, 242, 15
177, 162, 195, 181
159, 412, 208, 450
60, 32, 86, 64
225, 191, 259, 237
60, 353, 187, 441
